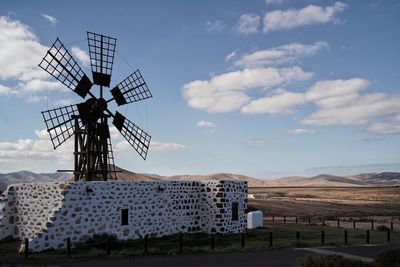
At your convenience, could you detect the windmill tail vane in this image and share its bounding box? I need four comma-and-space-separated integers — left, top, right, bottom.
39, 31, 152, 181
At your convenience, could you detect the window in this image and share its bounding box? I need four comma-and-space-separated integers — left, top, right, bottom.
121, 208, 129, 225
232, 202, 238, 221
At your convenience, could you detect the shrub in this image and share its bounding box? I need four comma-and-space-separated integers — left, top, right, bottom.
374, 249, 400, 267
296, 253, 371, 267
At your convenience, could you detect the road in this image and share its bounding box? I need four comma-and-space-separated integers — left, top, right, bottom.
1, 244, 398, 267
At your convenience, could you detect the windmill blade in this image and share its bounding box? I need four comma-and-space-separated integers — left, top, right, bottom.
87, 31, 117, 87
41, 104, 83, 149
112, 111, 151, 160
39, 38, 93, 98
108, 69, 152, 106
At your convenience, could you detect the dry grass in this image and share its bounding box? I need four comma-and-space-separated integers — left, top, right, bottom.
248, 187, 400, 218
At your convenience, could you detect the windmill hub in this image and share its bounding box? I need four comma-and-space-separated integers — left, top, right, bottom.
39, 31, 153, 181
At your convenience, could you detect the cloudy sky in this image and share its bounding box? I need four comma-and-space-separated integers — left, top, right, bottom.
0, 0, 399, 178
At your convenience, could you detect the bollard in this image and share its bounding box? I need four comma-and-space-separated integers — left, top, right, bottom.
24, 238, 29, 259
308, 217, 311, 225
353, 221, 356, 229
387, 230, 391, 243
241, 233, 245, 248
366, 230, 370, 244
269, 232, 273, 247
295, 217, 298, 224
144, 235, 148, 253
67, 237, 71, 257
337, 219, 340, 228
391, 221, 394, 231
272, 215, 275, 222
179, 235, 183, 253
344, 230, 348, 245
107, 236, 111, 255
371, 220, 374, 230
211, 234, 215, 250
296, 231, 300, 241
321, 230, 325, 244
322, 219, 325, 226
284, 216, 286, 224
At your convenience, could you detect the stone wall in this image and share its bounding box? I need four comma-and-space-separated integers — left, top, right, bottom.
0, 180, 247, 252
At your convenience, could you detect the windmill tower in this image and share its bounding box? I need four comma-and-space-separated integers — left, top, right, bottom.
39, 32, 152, 181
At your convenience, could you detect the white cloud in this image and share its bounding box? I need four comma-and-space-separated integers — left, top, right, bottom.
225, 49, 238, 62
0, 16, 69, 102
263, 2, 347, 32
71, 46, 90, 66
0, 84, 18, 95
42, 14, 58, 26
287, 128, 316, 135
302, 93, 400, 126
197, 120, 217, 134
367, 122, 400, 134
235, 42, 328, 68
197, 120, 217, 128
150, 141, 188, 152
235, 14, 260, 34
0, 16, 47, 81
183, 66, 312, 113
0, 129, 73, 169
205, 20, 226, 32
241, 91, 305, 114
305, 78, 370, 103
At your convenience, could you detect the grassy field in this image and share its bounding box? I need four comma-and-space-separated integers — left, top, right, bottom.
248, 187, 400, 219
1, 222, 399, 264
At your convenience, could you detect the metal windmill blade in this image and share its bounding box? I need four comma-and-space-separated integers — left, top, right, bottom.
41, 104, 83, 149
87, 32, 117, 87
39, 39, 93, 98
109, 70, 152, 106
112, 111, 151, 160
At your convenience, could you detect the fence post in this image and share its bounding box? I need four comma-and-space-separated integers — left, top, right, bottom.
387, 230, 390, 243
308, 217, 311, 225
67, 237, 71, 257
107, 236, 111, 255
295, 217, 298, 224
371, 220, 374, 230
179, 235, 183, 253
272, 215, 275, 222
321, 230, 325, 245
284, 216, 286, 224
24, 238, 29, 259
322, 219, 325, 226
144, 235, 148, 253
269, 232, 273, 247
296, 231, 300, 241
337, 219, 340, 228
366, 230, 370, 244
241, 233, 245, 248
211, 234, 215, 250
344, 230, 348, 245
353, 221, 356, 229
391, 221, 394, 231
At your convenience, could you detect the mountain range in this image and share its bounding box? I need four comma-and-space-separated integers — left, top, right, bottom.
1, 166, 400, 191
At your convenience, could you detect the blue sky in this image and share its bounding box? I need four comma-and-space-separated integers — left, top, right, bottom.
0, 0, 399, 178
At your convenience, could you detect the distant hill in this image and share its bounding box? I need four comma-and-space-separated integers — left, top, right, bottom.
1, 168, 400, 191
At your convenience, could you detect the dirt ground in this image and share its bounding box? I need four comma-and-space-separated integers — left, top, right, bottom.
248, 187, 400, 219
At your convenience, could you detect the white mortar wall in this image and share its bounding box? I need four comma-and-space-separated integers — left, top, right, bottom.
0, 180, 247, 252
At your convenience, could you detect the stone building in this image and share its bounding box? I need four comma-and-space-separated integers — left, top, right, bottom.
0, 180, 247, 252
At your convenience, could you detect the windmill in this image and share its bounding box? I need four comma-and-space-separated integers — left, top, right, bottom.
39, 32, 152, 181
